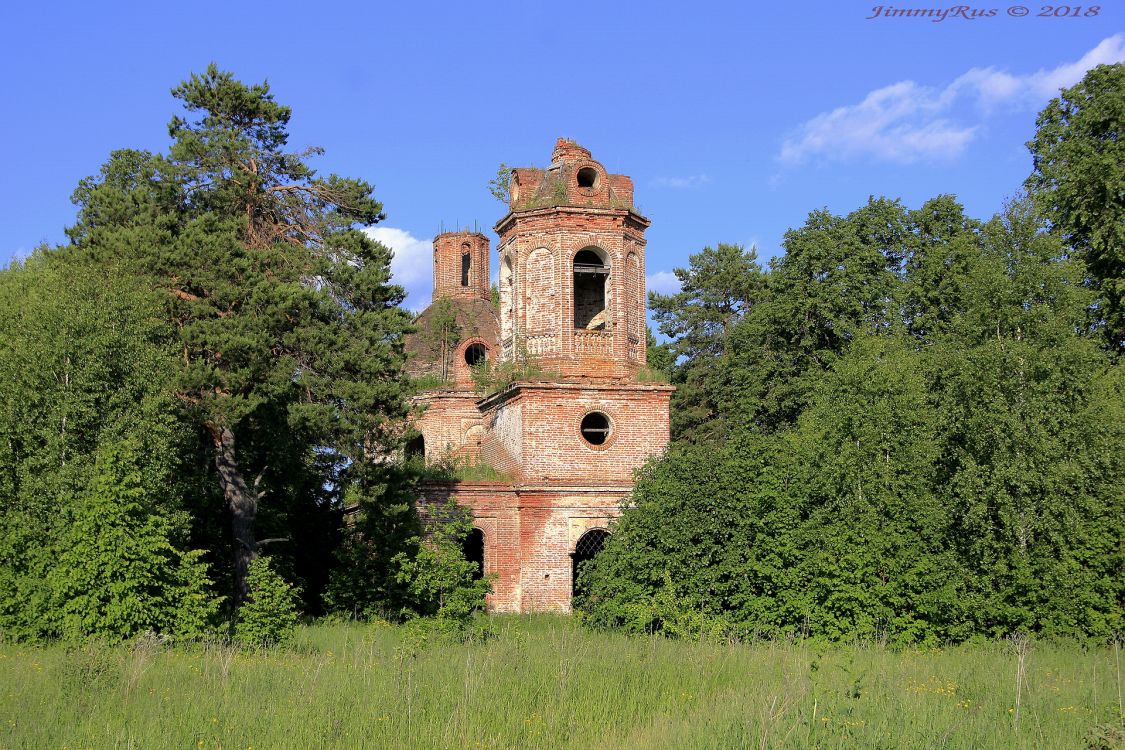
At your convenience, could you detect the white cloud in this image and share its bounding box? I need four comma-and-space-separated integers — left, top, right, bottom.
651, 174, 711, 189
1024, 34, 1125, 99
363, 226, 432, 311
779, 34, 1124, 165
647, 270, 681, 295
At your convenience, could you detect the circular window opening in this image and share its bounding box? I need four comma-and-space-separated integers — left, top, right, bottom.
464, 343, 488, 366
580, 411, 612, 446
576, 167, 598, 189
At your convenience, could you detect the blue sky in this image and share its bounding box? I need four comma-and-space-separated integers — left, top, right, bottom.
1, 0, 1121, 310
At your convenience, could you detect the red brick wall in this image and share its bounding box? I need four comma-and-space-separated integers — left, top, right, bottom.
433, 231, 490, 302
479, 382, 672, 484
495, 209, 651, 378
419, 482, 631, 613
411, 392, 487, 463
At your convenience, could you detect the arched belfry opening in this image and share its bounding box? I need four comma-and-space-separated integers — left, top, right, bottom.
572, 528, 610, 596
573, 247, 609, 330
463, 528, 485, 581
499, 254, 514, 344
460, 243, 471, 287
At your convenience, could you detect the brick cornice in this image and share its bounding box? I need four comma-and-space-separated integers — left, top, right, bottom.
493, 205, 650, 235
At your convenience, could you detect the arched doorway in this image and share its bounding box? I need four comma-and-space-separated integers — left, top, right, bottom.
463, 528, 484, 581
571, 528, 610, 596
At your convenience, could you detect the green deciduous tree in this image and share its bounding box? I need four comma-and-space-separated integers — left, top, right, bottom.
0, 252, 211, 640
1026, 62, 1125, 350
935, 199, 1123, 638
723, 198, 904, 434
395, 502, 492, 624
47, 442, 220, 641
581, 194, 1123, 643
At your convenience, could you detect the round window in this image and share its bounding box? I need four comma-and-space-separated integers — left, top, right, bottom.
576, 167, 598, 189
580, 411, 612, 446
464, 343, 488, 366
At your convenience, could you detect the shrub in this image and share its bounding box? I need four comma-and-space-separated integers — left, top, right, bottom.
394, 501, 493, 627
234, 556, 299, 647
46, 442, 220, 642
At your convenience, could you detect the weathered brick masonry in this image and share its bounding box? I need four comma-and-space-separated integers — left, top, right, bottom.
407, 139, 672, 612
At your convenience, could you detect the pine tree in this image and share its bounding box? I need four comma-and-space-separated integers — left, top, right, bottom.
66, 66, 413, 610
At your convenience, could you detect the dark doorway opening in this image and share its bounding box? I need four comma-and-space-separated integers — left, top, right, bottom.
405, 434, 425, 462
463, 528, 484, 581
572, 529, 610, 596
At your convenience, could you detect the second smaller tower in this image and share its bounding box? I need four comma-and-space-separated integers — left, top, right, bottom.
433, 231, 490, 302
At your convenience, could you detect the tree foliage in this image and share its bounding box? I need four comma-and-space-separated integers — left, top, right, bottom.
582, 194, 1123, 643
64, 65, 414, 610
395, 502, 492, 623
0, 253, 213, 641
648, 243, 766, 443
0, 67, 471, 643
1026, 62, 1125, 350
488, 163, 514, 204
48, 442, 220, 642
234, 556, 300, 646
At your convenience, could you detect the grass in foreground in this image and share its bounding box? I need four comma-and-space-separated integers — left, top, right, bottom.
1, 616, 1122, 749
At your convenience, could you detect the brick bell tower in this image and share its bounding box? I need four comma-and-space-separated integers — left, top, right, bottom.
411, 139, 672, 614
432, 231, 490, 302
496, 139, 649, 378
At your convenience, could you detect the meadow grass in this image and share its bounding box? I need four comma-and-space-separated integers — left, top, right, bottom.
1, 616, 1121, 749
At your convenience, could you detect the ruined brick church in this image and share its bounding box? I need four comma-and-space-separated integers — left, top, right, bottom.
405, 139, 672, 612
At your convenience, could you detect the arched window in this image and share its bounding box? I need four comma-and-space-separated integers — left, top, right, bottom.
461, 252, 471, 287
463, 528, 485, 581
573, 247, 609, 330
500, 254, 514, 345
572, 528, 610, 596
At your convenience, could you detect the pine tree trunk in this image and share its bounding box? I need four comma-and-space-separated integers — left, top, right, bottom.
211, 425, 256, 608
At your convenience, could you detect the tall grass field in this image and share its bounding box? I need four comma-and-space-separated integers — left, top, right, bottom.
1, 617, 1121, 749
